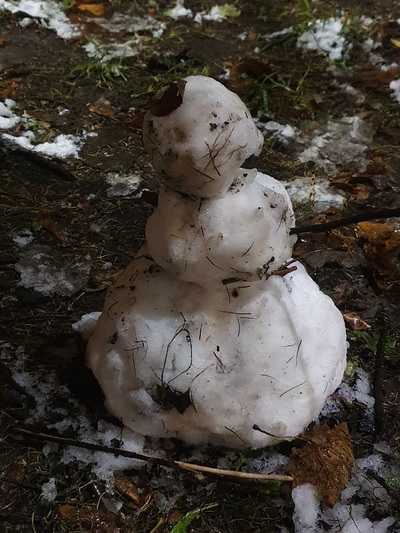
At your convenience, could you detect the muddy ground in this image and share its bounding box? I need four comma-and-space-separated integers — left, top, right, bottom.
1, 0, 400, 531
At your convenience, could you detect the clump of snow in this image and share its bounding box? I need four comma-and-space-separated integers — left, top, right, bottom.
166, 0, 193, 19
297, 18, 347, 61
106, 172, 141, 197
41, 478, 57, 502
83, 38, 141, 63
257, 119, 299, 141
94, 12, 165, 37
0, 0, 80, 39
194, 5, 240, 24
283, 176, 346, 211
12, 229, 34, 248
292, 482, 397, 532
262, 27, 293, 42
389, 79, 400, 103
15, 244, 91, 296
0, 99, 21, 129
72, 312, 101, 341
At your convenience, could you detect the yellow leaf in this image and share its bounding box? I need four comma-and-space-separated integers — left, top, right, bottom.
77, 3, 104, 16
391, 38, 400, 47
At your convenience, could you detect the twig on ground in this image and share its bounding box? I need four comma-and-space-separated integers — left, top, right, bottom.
290, 207, 400, 235
14, 427, 293, 483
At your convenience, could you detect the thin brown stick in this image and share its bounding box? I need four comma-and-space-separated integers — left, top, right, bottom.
14, 427, 293, 483
290, 207, 400, 235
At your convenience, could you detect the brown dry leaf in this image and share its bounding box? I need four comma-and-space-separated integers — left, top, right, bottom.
343, 312, 371, 331
89, 97, 115, 118
0, 459, 26, 517
357, 222, 400, 288
288, 423, 354, 508
37, 217, 65, 242
0, 77, 22, 99
149, 79, 187, 117
77, 3, 105, 16
113, 475, 142, 506
59, 504, 119, 533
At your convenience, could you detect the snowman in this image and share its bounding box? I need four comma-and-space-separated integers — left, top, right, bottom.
86, 76, 347, 449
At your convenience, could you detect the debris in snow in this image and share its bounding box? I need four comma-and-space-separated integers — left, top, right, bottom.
298, 116, 374, 175
0, 0, 80, 39
283, 176, 346, 211
15, 245, 91, 296
41, 478, 57, 502
297, 18, 347, 61
106, 172, 142, 197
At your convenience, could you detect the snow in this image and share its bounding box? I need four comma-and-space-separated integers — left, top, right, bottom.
284, 177, 346, 211
1, 100, 85, 159
389, 79, 400, 103
41, 478, 57, 502
0, 0, 80, 39
297, 18, 347, 61
72, 312, 102, 341
15, 245, 91, 296
88, 76, 347, 449
166, 0, 193, 19
12, 229, 34, 248
106, 172, 142, 197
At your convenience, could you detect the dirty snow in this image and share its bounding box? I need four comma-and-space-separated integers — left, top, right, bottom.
41, 478, 57, 502
297, 18, 347, 61
166, 0, 193, 19
389, 79, 400, 103
0, 0, 80, 39
106, 172, 142, 197
1, 99, 84, 158
284, 176, 346, 211
15, 244, 91, 296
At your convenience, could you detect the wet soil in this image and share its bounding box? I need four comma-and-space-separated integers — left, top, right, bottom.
1, 1, 400, 531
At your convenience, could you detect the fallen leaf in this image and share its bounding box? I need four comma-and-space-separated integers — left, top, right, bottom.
37, 217, 65, 242
343, 312, 371, 331
59, 504, 119, 532
288, 423, 354, 508
149, 79, 187, 117
113, 475, 143, 506
89, 97, 115, 118
77, 3, 105, 16
390, 38, 400, 47
356, 221, 400, 288
0, 460, 26, 517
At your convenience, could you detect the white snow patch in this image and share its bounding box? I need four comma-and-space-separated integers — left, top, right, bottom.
297, 18, 346, 61
12, 229, 34, 248
94, 12, 165, 37
194, 5, 240, 24
41, 478, 57, 502
262, 27, 293, 42
83, 38, 141, 63
1, 100, 85, 159
166, 0, 193, 19
15, 244, 91, 296
106, 172, 142, 197
284, 176, 346, 211
389, 79, 400, 103
257, 119, 299, 141
0, 0, 80, 39
0, 99, 21, 129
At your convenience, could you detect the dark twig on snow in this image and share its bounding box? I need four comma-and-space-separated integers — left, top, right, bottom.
290, 207, 400, 235
374, 318, 387, 439
0, 134, 76, 182
14, 427, 293, 482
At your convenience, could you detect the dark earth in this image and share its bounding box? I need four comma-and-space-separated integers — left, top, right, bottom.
1, 0, 400, 531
